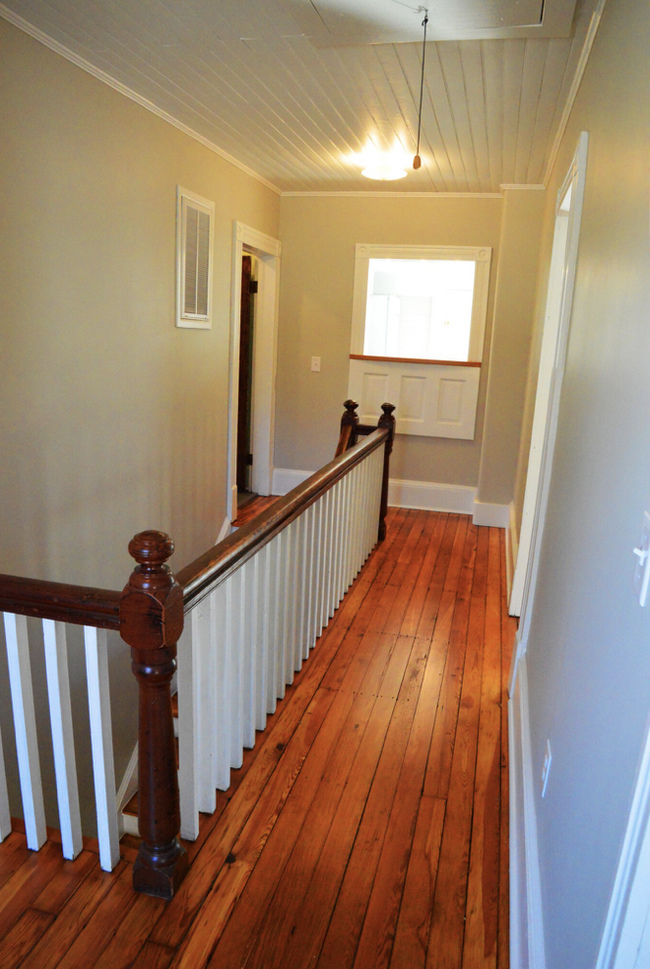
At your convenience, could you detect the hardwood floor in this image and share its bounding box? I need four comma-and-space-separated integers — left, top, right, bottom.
0, 509, 516, 969
232, 494, 280, 526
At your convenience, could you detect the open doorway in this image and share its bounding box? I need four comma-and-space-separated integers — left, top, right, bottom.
228, 222, 282, 524
236, 252, 257, 504
509, 132, 588, 677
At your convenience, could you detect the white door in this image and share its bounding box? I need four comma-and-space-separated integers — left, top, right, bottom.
509, 133, 589, 656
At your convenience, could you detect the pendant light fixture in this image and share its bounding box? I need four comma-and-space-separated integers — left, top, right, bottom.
413, 10, 429, 170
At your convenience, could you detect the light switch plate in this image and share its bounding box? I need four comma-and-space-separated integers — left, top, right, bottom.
311, 356, 321, 372
633, 511, 650, 606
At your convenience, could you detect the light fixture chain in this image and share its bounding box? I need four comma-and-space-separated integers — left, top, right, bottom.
413, 10, 428, 170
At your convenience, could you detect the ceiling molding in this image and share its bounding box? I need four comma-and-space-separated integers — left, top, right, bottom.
281, 191, 503, 199
543, 0, 608, 187
500, 184, 546, 191
0, 4, 282, 197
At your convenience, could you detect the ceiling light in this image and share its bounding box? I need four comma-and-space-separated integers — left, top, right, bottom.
356, 143, 409, 181
361, 161, 407, 181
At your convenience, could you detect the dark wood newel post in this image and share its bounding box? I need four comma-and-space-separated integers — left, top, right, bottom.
120, 530, 188, 899
377, 402, 396, 542
341, 399, 360, 446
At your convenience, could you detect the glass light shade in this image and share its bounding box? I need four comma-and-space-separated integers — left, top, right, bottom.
361, 163, 407, 181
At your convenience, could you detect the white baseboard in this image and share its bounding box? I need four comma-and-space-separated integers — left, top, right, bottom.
510, 655, 547, 969
472, 497, 510, 528
388, 478, 476, 513
506, 501, 519, 602
272, 467, 313, 495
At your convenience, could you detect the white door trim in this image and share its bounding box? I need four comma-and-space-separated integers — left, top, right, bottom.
509, 134, 588, 655
596, 714, 650, 969
228, 222, 282, 521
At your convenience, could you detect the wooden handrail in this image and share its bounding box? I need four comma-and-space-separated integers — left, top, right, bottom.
0, 575, 121, 629
178, 426, 388, 610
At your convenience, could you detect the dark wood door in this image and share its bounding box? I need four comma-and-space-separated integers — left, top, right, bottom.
237, 254, 255, 493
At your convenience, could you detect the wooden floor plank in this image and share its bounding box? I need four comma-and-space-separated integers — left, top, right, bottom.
20, 861, 128, 969
423, 520, 476, 799
1, 511, 515, 969
0, 840, 63, 938
390, 796, 446, 969
316, 636, 433, 969
426, 525, 489, 969
169, 688, 337, 969
206, 691, 378, 969
265, 694, 399, 969
0, 908, 55, 969
32, 850, 98, 915
462, 527, 502, 969
349, 634, 448, 969
0, 832, 31, 892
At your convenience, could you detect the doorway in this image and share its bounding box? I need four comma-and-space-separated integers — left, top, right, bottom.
228, 222, 282, 523
509, 132, 588, 679
236, 252, 257, 502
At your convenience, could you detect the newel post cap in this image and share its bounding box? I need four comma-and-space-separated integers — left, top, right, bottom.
120, 531, 184, 650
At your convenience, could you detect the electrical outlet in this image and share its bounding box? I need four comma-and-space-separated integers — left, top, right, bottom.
541, 740, 552, 798
311, 356, 321, 372
633, 511, 650, 606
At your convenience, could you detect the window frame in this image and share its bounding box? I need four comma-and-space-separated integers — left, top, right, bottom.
350, 244, 492, 363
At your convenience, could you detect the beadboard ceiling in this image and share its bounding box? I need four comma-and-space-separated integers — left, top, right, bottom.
0, 0, 604, 194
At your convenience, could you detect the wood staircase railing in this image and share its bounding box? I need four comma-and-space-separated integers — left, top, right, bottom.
0, 401, 395, 900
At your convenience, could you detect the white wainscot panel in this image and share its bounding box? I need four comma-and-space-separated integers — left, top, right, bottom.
349, 358, 480, 440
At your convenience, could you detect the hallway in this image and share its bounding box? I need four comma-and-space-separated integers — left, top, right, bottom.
0, 508, 514, 969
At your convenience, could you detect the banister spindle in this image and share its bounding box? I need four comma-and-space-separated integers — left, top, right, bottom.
377, 402, 396, 542
120, 530, 188, 899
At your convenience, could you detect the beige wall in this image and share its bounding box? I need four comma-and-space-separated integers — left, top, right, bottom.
0, 19, 279, 833
276, 192, 544, 505
512, 0, 650, 965
275, 195, 503, 486
477, 188, 546, 506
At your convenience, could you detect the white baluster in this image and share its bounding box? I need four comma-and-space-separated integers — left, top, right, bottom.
42, 620, 82, 860
321, 490, 333, 629
288, 519, 302, 676
240, 559, 256, 750
255, 546, 270, 731
266, 534, 279, 714
329, 484, 340, 619
225, 572, 244, 769
4, 613, 46, 850
212, 583, 231, 791
177, 622, 198, 837
275, 530, 288, 700
0, 718, 11, 842
83, 626, 120, 870
300, 505, 313, 662
311, 496, 324, 645
282, 523, 294, 687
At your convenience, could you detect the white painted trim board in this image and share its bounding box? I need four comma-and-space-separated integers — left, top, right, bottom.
510, 654, 547, 969
272, 470, 509, 526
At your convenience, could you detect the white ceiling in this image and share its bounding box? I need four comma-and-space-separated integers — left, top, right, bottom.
0, 0, 603, 194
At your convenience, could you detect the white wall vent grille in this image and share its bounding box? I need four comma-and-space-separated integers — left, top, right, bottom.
176, 187, 214, 329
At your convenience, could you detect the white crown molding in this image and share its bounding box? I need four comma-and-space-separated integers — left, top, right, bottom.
281, 190, 502, 199
500, 184, 546, 191
543, 0, 608, 188
0, 4, 282, 197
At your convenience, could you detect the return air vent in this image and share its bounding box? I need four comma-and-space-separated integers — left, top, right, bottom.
176, 187, 214, 329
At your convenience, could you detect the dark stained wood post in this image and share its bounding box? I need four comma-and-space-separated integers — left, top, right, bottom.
377, 402, 396, 542
120, 530, 188, 899
340, 399, 360, 447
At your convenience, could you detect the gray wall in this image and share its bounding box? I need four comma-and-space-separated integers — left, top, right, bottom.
515, 0, 650, 964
